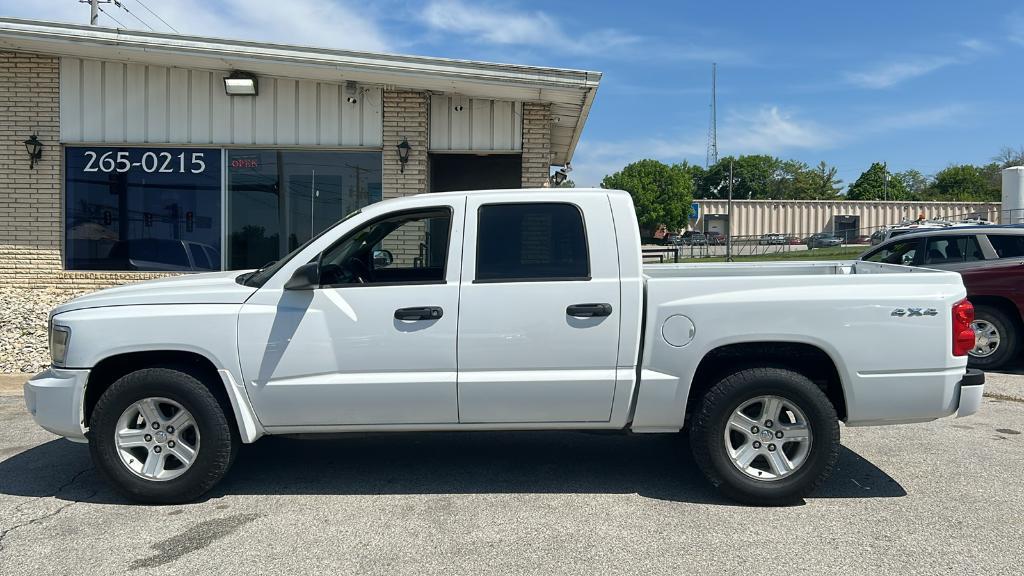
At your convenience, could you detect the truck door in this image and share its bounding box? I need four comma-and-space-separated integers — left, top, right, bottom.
456, 194, 621, 423
237, 200, 464, 427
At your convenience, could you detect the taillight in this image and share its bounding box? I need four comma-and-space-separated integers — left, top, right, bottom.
952, 299, 975, 356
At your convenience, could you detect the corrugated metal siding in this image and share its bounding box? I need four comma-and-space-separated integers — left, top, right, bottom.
59, 57, 382, 147
429, 95, 522, 151
694, 199, 1003, 237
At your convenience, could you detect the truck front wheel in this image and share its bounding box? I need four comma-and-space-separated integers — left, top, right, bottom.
690, 367, 840, 505
89, 367, 238, 504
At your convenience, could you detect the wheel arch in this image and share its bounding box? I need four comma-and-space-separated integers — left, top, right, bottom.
968, 295, 1024, 327
85, 350, 238, 435
686, 341, 848, 422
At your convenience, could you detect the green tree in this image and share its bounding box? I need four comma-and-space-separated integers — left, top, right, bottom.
702, 155, 782, 199
931, 164, 1000, 201
846, 162, 908, 200
785, 160, 843, 199
894, 169, 931, 199
601, 159, 693, 235
556, 178, 576, 188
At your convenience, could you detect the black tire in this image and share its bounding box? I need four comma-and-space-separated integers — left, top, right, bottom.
690, 367, 840, 505
968, 305, 1020, 370
89, 367, 238, 504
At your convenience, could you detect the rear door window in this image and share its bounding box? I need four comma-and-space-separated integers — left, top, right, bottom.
924, 235, 984, 265
987, 234, 1024, 259
476, 203, 589, 282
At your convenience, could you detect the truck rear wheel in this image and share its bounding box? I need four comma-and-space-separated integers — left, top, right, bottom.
690, 367, 839, 505
89, 367, 238, 504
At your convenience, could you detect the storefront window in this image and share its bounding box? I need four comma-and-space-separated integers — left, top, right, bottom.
64, 147, 222, 271
227, 150, 382, 270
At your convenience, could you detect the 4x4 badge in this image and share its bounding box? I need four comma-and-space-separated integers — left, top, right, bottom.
891, 307, 938, 317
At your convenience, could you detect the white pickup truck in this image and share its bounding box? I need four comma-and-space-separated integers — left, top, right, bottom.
26, 188, 984, 505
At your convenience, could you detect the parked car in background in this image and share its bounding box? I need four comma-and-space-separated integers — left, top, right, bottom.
758, 233, 786, 245
851, 234, 872, 245
806, 233, 842, 249
663, 233, 681, 246
860, 225, 1024, 368
681, 231, 708, 245
869, 229, 887, 245
785, 235, 803, 245
706, 231, 725, 245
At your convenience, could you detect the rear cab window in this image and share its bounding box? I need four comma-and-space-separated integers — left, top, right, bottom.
475, 203, 589, 282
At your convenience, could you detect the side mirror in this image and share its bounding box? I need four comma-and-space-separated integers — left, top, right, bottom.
284, 261, 320, 290
373, 249, 394, 268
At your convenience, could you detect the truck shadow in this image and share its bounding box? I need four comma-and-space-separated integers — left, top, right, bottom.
0, 431, 905, 506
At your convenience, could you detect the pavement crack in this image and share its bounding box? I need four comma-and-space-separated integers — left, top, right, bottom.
0, 466, 96, 554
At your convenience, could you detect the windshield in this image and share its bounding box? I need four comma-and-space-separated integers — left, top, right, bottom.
237, 209, 362, 288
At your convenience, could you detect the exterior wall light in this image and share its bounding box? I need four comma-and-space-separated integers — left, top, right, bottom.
223, 71, 258, 96
345, 81, 359, 104
396, 138, 412, 173
23, 134, 43, 169
550, 168, 568, 186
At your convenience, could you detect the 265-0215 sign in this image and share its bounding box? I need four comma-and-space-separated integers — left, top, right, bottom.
81, 149, 210, 174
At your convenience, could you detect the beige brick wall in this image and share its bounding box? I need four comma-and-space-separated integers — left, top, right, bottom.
0, 51, 166, 291
382, 90, 429, 199
521, 102, 552, 188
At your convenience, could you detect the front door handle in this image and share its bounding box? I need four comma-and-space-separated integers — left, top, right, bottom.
566, 303, 613, 318
395, 306, 443, 321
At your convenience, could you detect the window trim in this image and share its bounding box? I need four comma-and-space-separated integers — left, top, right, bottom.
473, 201, 592, 284
317, 206, 455, 289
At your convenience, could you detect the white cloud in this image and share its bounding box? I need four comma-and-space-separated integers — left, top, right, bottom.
0, 0, 392, 52
959, 38, 995, 53
1010, 11, 1024, 46
843, 56, 957, 89
569, 102, 966, 187
719, 106, 836, 155
420, 0, 638, 55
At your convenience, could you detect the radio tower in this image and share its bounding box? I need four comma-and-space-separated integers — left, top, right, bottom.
706, 62, 718, 167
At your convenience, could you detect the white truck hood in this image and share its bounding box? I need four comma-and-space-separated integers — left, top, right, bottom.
53, 270, 258, 315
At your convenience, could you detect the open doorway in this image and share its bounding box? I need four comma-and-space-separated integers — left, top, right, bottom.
430, 154, 522, 193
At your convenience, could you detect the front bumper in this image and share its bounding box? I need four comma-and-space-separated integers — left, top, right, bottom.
955, 368, 985, 418
24, 368, 90, 442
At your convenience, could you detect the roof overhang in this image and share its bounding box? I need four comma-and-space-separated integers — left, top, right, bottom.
0, 17, 600, 165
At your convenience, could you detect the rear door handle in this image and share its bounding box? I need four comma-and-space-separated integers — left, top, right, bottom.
394, 306, 443, 321
566, 303, 613, 318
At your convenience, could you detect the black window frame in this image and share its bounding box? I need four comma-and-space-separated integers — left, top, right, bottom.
985, 233, 1024, 260
473, 201, 591, 284
316, 206, 454, 289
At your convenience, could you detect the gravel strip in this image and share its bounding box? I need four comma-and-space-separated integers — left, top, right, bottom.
0, 288, 88, 374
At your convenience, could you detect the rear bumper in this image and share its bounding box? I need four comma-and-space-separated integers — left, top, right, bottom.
23, 368, 89, 442
955, 368, 985, 418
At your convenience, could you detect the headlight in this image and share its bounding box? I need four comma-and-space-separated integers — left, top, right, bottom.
50, 324, 71, 367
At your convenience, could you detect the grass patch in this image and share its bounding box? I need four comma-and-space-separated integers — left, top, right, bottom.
678, 245, 866, 263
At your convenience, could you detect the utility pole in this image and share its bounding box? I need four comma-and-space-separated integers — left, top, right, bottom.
726, 159, 733, 262
81, 0, 111, 25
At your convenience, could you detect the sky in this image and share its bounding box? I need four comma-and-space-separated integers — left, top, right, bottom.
3, 0, 1023, 189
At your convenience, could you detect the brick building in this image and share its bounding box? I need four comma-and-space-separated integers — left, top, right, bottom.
0, 18, 600, 291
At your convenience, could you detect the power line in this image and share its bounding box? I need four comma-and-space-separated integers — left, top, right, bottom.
129, 0, 179, 33
112, 0, 155, 31
97, 5, 129, 28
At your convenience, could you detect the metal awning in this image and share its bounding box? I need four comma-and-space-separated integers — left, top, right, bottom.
0, 17, 601, 165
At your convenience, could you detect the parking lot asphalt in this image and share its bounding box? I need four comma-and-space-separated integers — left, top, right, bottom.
1, 372, 1023, 576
